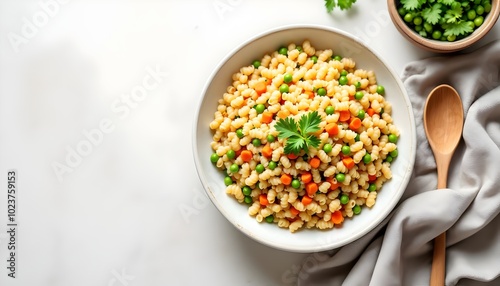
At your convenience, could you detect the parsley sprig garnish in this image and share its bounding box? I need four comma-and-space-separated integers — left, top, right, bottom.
275, 111, 322, 155
400, 0, 487, 39
325, 0, 357, 12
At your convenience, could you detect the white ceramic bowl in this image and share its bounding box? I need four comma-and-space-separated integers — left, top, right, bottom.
193, 24, 416, 253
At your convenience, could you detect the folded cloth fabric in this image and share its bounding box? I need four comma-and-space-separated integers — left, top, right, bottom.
297, 40, 500, 286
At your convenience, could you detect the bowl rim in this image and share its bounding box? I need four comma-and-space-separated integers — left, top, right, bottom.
387, 0, 500, 53
192, 23, 417, 252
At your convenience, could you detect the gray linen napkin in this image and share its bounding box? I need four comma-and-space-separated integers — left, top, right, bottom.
297, 40, 500, 286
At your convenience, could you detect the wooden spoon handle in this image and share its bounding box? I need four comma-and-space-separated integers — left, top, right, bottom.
430, 153, 452, 286
430, 232, 446, 286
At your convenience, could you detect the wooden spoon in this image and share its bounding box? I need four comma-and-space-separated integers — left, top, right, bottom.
423, 84, 464, 286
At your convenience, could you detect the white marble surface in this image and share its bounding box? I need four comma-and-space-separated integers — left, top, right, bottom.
0, 1, 498, 285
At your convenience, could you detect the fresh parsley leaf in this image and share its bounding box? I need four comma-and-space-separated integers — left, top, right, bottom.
275, 117, 299, 140
443, 21, 473, 36
299, 111, 322, 135
305, 134, 321, 150
284, 135, 306, 155
338, 0, 356, 10
400, 0, 423, 11
444, 4, 463, 23
422, 3, 442, 25
325, 0, 335, 13
275, 111, 322, 155
324, 0, 356, 12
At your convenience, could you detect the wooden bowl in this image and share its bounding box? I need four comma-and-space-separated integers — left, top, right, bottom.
387, 0, 500, 53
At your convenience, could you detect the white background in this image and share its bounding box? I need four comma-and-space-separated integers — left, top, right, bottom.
0, 0, 499, 285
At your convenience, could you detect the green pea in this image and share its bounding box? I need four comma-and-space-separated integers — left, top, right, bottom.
413, 16, 423, 26
210, 153, 219, 163
317, 87, 327, 96
340, 70, 348, 76
340, 194, 349, 204
353, 205, 362, 215
325, 106, 335, 115
226, 150, 236, 159
476, 5, 485, 15
284, 73, 293, 83
323, 143, 333, 153
376, 85, 385, 95
311, 55, 318, 63
432, 30, 442, 40
339, 76, 348, 85
368, 183, 377, 192
355, 91, 364, 100
236, 128, 244, 138
390, 149, 398, 158
278, 47, 288, 55
336, 173, 346, 183
333, 55, 342, 61
268, 161, 277, 170
358, 110, 365, 120
224, 176, 233, 186
398, 7, 407, 16
265, 215, 274, 223
266, 134, 275, 143
355, 134, 360, 142
467, 21, 476, 30
484, 1, 492, 13
467, 10, 477, 20
385, 155, 393, 163
256, 164, 265, 174
296, 46, 303, 52
404, 13, 413, 23
424, 22, 433, 33
252, 60, 261, 69
255, 103, 265, 114
341, 145, 351, 155
363, 154, 372, 164
355, 81, 361, 89
279, 83, 289, 93
474, 16, 484, 27
415, 25, 423, 32
292, 179, 301, 189
229, 163, 239, 173
242, 186, 252, 196
388, 134, 398, 143
447, 34, 457, 42
252, 138, 261, 147
244, 196, 253, 204
380, 108, 384, 115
